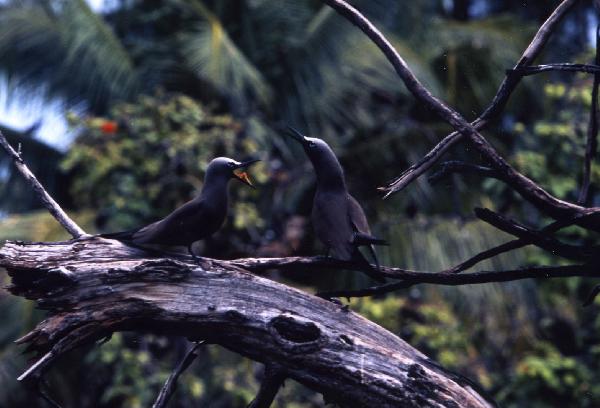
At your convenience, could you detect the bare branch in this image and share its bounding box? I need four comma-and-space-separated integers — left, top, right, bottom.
474, 208, 595, 261
428, 161, 504, 185
35, 378, 63, 408
317, 264, 594, 299
247, 363, 286, 408
152, 341, 204, 408
376, 0, 579, 197
579, 26, 600, 204
237, 209, 600, 278
509, 63, 600, 77
17, 351, 55, 382
0, 130, 86, 238
583, 284, 600, 306
442, 211, 599, 274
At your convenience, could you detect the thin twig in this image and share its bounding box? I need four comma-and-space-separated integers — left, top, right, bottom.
428, 161, 504, 185
579, 26, 600, 205
509, 63, 600, 77
0, 130, 86, 238
230, 256, 419, 280
247, 363, 286, 408
443, 211, 599, 274
152, 341, 204, 408
583, 284, 600, 306
474, 208, 595, 261
17, 351, 55, 382
36, 378, 63, 408
376, 0, 579, 197
317, 264, 594, 299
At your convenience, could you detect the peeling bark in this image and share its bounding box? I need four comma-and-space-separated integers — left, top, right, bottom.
0, 238, 494, 407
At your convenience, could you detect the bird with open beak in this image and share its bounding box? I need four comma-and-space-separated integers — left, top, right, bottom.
287, 127, 387, 282
101, 157, 259, 258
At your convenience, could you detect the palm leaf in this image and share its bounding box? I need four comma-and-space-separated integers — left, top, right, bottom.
177, 0, 273, 110
431, 15, 536, 112
282, 3, 443, 137
0, 0, 138, 111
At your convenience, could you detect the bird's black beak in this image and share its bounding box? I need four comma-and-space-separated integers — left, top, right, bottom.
286, 126, 309, 147
233, 159, 260, 188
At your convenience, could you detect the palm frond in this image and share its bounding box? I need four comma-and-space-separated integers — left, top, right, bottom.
178, 0, 273, 111
0, 0, 138, 111
431, 15, 536, 112
285, 4, 443, 138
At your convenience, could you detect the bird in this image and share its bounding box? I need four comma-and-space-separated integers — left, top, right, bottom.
100, 157, 259, 259
286, 127, 387, 282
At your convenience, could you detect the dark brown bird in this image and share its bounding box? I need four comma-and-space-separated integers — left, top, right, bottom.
101, 157, 259, 258
287, 127, 386, 282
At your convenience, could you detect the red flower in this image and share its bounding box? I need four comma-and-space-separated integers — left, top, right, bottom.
100, 121, 118, 134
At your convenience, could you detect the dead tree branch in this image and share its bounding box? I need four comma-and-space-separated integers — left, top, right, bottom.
0, 238, 495, 408
579, 25, 600, 204
247, 363, 286, 408
0, 130, 86, 238
323, 0, 598, 229
317, 264, 596, 299
377, 0, 580, 197
152, 341, 204, 408
509, 63, 600, 77
474, 208, 596, 261
428, 161, 505, 185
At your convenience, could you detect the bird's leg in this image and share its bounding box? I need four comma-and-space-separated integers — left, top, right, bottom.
366, 245, 381, 271
316, 292, 345, 306
319, 248, 333, 259
187, 243, 201, 264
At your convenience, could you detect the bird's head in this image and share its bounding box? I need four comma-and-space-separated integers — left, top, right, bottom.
206, 157, 260, 188
286, 127, 344, 185
286, 126, 330, 156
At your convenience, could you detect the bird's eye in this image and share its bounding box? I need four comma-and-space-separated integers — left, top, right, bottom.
308, 142, 316, 148
228, 162, 236, 168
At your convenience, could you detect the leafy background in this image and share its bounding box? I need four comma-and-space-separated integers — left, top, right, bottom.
0, 0, 599, 407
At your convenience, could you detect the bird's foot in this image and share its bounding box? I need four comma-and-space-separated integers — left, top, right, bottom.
314, 254, 333, 261
97, 333, 113, 345
187, 244, 203, 265
315, 294, 350, 311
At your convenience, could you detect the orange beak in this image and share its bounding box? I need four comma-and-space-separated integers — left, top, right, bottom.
234, 170, 255, 188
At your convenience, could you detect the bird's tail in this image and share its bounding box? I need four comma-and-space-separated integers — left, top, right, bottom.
351, 232, 388, 247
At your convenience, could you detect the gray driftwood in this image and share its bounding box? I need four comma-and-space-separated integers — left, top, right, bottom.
0, 237, 494, 408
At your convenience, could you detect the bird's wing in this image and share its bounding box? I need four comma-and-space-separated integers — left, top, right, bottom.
133, 199, 205, 244
347, 194, 387, 245
347, 194, 371, 235
347, 194, 386, 279
99, 228, 139, 241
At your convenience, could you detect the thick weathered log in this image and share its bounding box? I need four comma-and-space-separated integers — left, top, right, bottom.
0, 237, 494, 407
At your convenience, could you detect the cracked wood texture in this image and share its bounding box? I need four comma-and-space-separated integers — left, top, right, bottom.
0, 238, 494, 407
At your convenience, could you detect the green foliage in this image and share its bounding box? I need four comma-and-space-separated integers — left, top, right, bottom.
510, 75, 600, 203
0, 0, 137, 109
178, 0, 273, 109
499, 345, 598, 407
62, 92, 267, 233
0, 210, 95, 241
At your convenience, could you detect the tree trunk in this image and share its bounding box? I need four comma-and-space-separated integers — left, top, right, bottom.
0, 237, 495, 407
